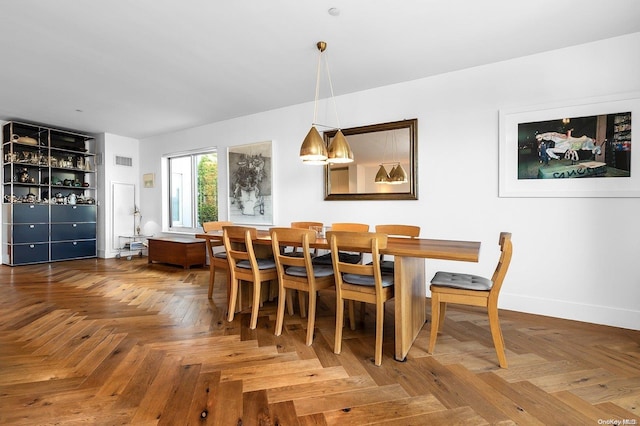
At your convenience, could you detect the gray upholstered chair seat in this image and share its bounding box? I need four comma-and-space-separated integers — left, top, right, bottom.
368, 260, 395, 273
213, 252, 227, 258
236, 258, 276, 270
313, 252, 362, 265
285, 265, 334, 278
430, 271, 493, 291
343, 273, 394, 287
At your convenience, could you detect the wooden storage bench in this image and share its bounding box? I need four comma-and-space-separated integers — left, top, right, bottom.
147, 237, 206, 269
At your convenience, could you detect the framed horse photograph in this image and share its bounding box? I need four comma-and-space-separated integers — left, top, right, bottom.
499, 93, 640, 197
227, 140, 274, 225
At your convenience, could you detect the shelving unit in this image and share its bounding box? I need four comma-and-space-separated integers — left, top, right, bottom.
2, 121, 97, 265
117, 234, 151, 260
609, 112, 631, 172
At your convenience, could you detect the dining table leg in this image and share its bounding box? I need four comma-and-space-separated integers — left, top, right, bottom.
393, 256, 427, 361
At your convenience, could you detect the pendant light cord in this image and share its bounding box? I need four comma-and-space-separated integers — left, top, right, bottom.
312, 46, 341, 129
312, 48, 323, 125
323, 51, 341, 129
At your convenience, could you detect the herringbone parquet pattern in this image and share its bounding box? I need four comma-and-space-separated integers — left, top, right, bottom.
0, 258, 638, 425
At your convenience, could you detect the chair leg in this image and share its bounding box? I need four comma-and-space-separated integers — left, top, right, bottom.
305, 290, 317, 346
488, 304, 508, 368
227, 278, 239, 322
208, 264, 216, 299
286, 289, 294, 316
438, 302, 447, 332
275, 284, 287, 336
299, 291, 307, 318
374, 301, 384, 366
335, 298, 344, 354
250, 281, 262, 330
428, 295, 440, 354
348, 300, 356, 330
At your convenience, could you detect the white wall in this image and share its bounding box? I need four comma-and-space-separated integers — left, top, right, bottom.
97, 133, 140, 258
139, 33, 640, 330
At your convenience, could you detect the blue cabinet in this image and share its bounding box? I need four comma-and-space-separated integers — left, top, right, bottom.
12, 223, 50, 244
13, 243, 50, 264
13, 204, 48, 223
51, 205, 97, 223
49, 205, 97, 261
51, 223, 96, 241
51, 240, 96, 261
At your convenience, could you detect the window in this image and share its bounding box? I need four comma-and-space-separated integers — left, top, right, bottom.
167, 150, 218, 232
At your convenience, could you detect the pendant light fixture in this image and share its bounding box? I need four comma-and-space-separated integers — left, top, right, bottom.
300, 41, 353, 165
374, 129, 407, 184
375, 164, 390, 183
389, 162, 408, 184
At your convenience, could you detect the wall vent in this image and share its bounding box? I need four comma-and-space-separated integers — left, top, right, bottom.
115, 155, 133, 167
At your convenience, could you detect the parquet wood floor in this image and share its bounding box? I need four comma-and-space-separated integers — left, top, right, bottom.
0, 258, 638, 425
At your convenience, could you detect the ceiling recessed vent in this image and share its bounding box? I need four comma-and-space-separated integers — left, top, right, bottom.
115, 155, 133, 167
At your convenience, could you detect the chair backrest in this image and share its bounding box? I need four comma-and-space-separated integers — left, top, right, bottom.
327, 231, 388, 291
489, 232, 513, 299
222, 225, 258, 271
375, 224, 420, 238
291, 221, 323, 230
270, 227, 316, 275
331, 223, 369, 232
202, 221, 233, 232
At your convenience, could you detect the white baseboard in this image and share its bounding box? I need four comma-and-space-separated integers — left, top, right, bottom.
500, 293, 640, 331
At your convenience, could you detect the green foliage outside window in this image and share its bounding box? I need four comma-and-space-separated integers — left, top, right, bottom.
197, 154, 218, 225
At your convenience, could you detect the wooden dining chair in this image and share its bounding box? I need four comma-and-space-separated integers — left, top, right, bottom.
374, 224, 421, 272
428, 232, 513, 368
328, 231, 394, 366
202, 221, 233, 299
223, 225, 277, 329
291, 221, 324, 231
313, 222, 369, 266
288, 221, 323, 256
270, 227, 335, 345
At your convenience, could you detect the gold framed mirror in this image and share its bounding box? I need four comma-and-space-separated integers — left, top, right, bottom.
324, 118, 418, 200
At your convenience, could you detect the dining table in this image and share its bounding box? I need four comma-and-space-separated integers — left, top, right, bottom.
195, 229, 481, 362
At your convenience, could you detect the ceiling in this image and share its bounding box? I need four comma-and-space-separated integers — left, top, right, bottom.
1, 0, 639, 140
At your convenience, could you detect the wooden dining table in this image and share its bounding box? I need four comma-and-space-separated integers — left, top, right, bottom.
195, 230, 481, 361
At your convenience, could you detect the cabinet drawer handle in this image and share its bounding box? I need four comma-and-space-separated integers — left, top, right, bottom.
30, 225, 35, 228
73, 242, 78, 246
29, 205, 35, 209
29, 244, 35, 248
72, 206, 77, 209
73, 224, 77, 227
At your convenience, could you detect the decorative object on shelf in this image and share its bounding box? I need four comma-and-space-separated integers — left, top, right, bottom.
11, 134, 38, 145
299, 41, 353, 165
15, 168, 31, 183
